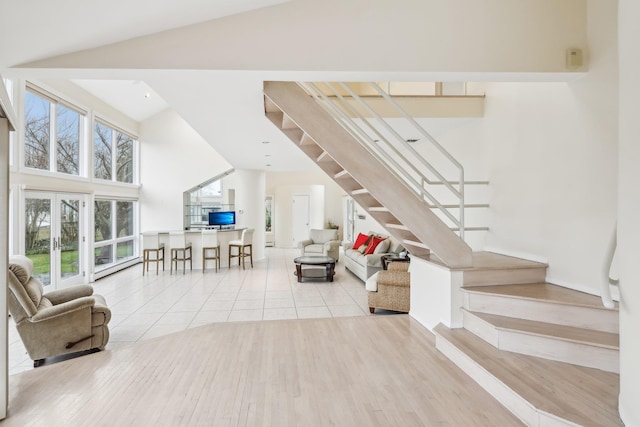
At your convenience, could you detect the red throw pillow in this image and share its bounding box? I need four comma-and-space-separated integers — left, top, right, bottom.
364, 236, 385, 255
352, 233, 370, 249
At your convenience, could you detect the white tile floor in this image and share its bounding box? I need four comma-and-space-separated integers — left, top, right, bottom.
9, 247, 381, 375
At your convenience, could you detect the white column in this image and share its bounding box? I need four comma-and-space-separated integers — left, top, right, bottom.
233, 169, 265, 261
0, 118, 10, 419
617, 1, 640, 425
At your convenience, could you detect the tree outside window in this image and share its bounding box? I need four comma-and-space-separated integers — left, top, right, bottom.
94, 199, 136, 269
56, 104, 80, 175
24, 91, 51, 171
94, 122, 112, 180
24, 89, 81, 175
94, 120, 136, 183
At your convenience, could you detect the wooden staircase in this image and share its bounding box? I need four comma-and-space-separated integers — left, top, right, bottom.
433, 278, 621, 426
263, 80, 621, 426
263, 81, 473, 268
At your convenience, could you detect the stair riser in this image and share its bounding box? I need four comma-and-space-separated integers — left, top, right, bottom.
463, 267, 547, 286
499, 331, 619, 373
462, 292, 619, 333
462, 311, 619, 373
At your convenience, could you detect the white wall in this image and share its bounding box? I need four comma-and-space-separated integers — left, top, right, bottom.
266, 171, 345, 248
37, 0, 588, 75
139, 109, 232, 231
406, 0, 618, 309
617, 0, 639, 425
477, 1, 617, 296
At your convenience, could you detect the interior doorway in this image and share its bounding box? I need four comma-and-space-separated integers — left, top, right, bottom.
292, 194, 310, 248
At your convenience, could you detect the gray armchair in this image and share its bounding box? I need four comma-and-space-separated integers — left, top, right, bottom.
8, 255, 111, 367
298, 228, 341, 261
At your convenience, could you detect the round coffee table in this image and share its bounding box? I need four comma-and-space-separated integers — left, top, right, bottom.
293, 256, 336, 282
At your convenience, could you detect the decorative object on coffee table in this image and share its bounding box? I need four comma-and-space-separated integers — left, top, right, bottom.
293, 256, 336, 283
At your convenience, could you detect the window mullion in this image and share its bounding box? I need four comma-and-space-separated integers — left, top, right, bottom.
50, 102, 56, 173
111, 131, 117, 181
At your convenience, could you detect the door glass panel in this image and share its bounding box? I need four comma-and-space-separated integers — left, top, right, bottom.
60, 199, 80, 279
25, 197, 51, 285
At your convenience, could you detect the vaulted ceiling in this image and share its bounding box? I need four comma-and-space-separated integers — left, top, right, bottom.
0, 0, 586, 171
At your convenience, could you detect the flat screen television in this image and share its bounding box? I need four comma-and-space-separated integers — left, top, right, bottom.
208, 211, 236, 227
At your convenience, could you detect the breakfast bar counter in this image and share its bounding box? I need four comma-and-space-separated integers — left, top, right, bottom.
146, 228, 245, 270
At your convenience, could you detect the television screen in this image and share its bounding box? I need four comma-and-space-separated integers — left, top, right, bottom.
208, 211, 236, 226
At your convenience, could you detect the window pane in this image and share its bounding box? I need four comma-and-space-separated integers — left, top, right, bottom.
116, 240, 134, 261
116, 132, 133, 183
94, 200, 112, 241
95, 245, 113, 266
94, 122, 112, 180
24, 91, 51, 170
116, 201, 134, 237
56, 104, 80, 175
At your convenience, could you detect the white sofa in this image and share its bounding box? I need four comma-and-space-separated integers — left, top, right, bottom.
342, 233, 397, 281
298, 229, 341, 261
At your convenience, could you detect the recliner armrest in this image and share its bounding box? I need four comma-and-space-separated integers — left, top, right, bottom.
44, 284, 94, 305
30, 296, 96, 322
91, 301, 112, 326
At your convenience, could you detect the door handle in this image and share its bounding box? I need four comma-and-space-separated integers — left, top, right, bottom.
53, 238, 57, 251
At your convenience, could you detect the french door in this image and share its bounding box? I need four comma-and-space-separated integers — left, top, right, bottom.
24, 192, 87, 289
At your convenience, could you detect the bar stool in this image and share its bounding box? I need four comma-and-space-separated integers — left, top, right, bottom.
141, 232, 165, 275
228, 228, 254, 269
170, 231, 192, 274
202, 229, 220, 272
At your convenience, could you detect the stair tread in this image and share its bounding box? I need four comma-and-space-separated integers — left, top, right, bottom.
465, 309, 619, 349
462, 282, 619, 311
434, 324, 621, 426
424, 251, 547, 271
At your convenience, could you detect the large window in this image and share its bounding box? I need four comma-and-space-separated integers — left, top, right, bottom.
24, 88, 83, 175
21, 83, 140, 278
94, 199, 137, 270
94, 120, 136, 184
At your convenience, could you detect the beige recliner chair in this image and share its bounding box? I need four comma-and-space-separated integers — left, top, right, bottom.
8, 255, 111, 367
298, 229, 341, 261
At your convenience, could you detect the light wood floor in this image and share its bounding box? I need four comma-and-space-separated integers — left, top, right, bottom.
3, 315, 522, 426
